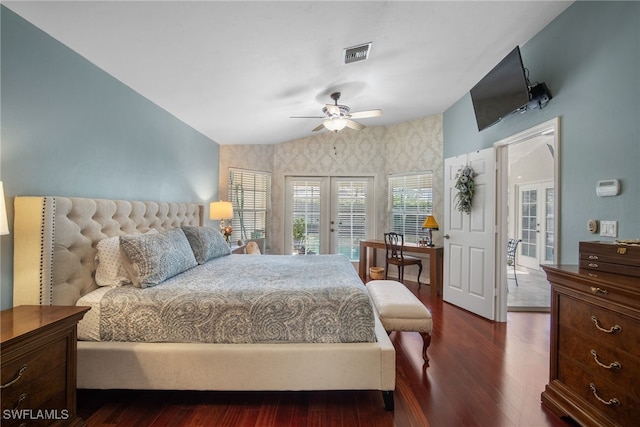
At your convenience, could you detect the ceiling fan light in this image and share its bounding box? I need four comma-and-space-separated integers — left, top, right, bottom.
324, 118, 347, 132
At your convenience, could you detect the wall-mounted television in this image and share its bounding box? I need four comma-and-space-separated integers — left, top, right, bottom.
470, 46, 530, 131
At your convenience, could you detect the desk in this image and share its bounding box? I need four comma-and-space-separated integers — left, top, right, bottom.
359, 239, 444, 296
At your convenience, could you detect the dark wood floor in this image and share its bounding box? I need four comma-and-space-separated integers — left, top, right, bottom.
77, 280, 577, 426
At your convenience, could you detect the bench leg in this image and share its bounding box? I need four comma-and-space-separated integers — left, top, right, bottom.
420, 332, 431, 363
381, 390, 395, 411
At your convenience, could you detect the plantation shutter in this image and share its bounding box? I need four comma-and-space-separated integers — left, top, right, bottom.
388, 172, 433, 243
228, 168, 271, 243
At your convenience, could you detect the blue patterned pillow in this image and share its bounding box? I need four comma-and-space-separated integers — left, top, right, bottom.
120, 228, 198, 288
181, 226, 231, 264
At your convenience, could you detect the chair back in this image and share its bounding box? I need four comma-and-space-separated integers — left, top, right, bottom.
246, 241, 261, 255
507, 238, 521, 263
384, 232, 405, 260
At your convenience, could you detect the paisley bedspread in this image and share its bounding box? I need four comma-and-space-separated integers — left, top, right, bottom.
98, 254, 376, 343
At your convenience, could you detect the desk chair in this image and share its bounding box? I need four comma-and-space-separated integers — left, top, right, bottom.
384, 232, 423, 287
507, 238, 521, 286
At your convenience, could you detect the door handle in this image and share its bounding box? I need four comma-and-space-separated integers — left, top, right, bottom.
443, 234, 450, 239
330, 228, 335, 232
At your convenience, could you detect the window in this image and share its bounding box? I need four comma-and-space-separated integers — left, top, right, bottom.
388, 172, 433, 243
228, 168, 271, 245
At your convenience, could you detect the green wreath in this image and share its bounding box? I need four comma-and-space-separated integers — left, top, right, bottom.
454, 165, 475, 214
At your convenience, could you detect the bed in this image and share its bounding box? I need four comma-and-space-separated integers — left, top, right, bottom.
12, 196, 395, 410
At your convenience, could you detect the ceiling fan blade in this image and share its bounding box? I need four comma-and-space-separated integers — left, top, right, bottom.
345, 120, 365, 130
312, 123, 325, 132
325, 104, 340, 116
290, 116, 326, 119
349, 109, 383, 119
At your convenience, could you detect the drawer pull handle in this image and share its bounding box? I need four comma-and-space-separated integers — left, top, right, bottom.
588, 255, 599, 260
588, 262, 599, 268
0, 364, 27, 389
590, 350, 621, 370
590, 286, 608, 295
14, 393, 27, 410
591, 316, 622, 334
589, 383, 620, 407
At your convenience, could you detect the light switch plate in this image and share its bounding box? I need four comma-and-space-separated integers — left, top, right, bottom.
600, 220, 617, 238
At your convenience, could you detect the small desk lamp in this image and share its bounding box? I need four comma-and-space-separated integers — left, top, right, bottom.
210, 201, 233, 241
422, 215, 439, 247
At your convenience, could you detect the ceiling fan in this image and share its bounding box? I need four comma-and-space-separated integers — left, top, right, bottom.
291, 92, 382, 132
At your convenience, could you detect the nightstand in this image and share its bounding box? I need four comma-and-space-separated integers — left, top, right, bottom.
1, 305, 89, 427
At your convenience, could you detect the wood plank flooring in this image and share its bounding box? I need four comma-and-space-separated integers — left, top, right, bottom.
77, 280, 577, 426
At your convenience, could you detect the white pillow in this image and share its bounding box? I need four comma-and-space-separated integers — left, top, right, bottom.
94, 230, 157, 287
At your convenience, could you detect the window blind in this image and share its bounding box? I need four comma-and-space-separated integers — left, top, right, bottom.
388, 172, 433, 243
228, 168, 271, 243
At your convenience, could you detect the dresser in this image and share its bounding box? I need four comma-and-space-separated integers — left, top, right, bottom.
541, 265, 640, 426
1, 305, 89, 427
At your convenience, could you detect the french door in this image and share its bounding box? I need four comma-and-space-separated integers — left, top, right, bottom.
284, 176, 374, 261
517, 181, 554, 270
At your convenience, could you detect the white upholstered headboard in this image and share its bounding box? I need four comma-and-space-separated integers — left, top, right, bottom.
13, 196, 203, 307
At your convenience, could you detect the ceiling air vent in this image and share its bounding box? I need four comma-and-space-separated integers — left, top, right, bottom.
343, 42, 372, 64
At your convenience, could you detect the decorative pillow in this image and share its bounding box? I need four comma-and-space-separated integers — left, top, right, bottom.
120, 228, 198, 288
94, 229, 158, 287
181, 226, 231, 264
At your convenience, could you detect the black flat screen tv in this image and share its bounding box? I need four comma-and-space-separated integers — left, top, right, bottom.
470, 46, 530, 131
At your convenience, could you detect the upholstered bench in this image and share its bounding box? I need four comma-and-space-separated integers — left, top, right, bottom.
366, 280, 432, 362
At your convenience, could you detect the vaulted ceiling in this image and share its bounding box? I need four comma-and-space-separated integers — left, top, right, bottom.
3, 1, 572, 145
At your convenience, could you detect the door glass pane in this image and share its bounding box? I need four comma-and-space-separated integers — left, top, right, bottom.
520, 189, 537, 258
335, 179, 368, 261
291, 180, 321, 255
545, 188, 555, 262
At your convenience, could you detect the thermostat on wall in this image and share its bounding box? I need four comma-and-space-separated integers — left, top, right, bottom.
596, 179, 620, 197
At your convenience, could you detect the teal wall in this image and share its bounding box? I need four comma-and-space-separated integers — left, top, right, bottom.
444, 1, 640, 264
0, 7, 220, 309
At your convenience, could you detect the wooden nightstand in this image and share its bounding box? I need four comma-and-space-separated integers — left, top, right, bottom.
1, 305, 89, 427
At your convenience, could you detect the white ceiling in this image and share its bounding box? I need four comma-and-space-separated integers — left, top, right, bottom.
3, 1, 572, 145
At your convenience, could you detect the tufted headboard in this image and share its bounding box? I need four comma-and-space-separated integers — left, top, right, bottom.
13, 196, 203, 307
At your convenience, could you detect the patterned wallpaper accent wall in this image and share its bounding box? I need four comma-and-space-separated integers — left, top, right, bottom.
219, 144, 274, 200
220, 114, 443, 255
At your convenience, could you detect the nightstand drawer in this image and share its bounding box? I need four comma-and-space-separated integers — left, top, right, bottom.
2, 339, 67, 410
1, 337, 66, 389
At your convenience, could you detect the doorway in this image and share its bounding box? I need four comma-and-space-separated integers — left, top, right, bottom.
496, 118, 559, 316
284, 176, 374, 261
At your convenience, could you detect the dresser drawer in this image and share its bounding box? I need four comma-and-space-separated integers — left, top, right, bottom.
558, 294, 640, 354
579, 259, 640, 278
1, 339, 67, 410
580, 241, 640, 275
559, 355, 640, 426
559, 324, 639, 398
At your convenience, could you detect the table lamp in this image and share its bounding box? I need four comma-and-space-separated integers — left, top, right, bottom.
422, 215, 439, 247
0, 182, 9, 236
210, 201, 233, 241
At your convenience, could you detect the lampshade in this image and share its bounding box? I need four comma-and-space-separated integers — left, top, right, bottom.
0, 181, 8, 235
422, 215, 439, 230
209, 201, 233, 220
323, 118, 348, 132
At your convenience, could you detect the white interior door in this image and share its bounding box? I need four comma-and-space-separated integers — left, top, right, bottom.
443, 148, 496, 320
